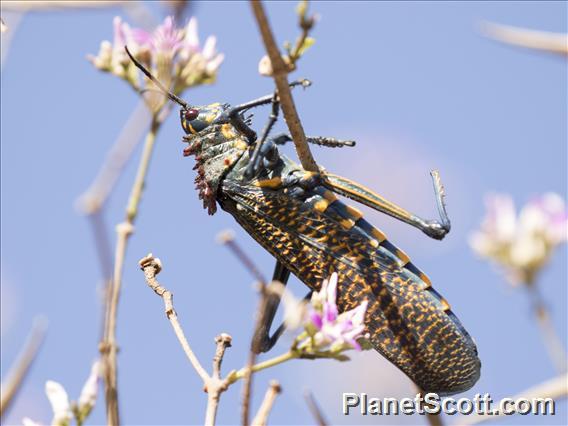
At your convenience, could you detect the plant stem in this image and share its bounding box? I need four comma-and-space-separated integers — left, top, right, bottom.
527, 284, 567, 374
251, 381, 282, 426
250, 0, 318, 172
204, 391, 221, 426
102, 117, 161, 426
229, 351, 298, 384
0, 318, 47, 419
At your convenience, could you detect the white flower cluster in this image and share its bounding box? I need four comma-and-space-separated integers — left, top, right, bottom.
470, 193, 567, 285
89, 16, 223, 110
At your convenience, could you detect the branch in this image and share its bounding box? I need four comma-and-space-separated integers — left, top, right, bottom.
251, 380, 282, 426
413, 387, 444, 426
205, 334, 234, 426
527, 284, 567, 373
0, 317, 48, 418
304, 390, 327, 426
217, 231, 266, 426
456, 373, 568, 425
250, 0, 318, 172
480, 21, 568, 56
288, 1, 316, 66
100, 116, 161, 425
139, 254, 210, 383
139, 254, 235, 426
241, 285, 267, 426
218, 231, 273, 425
76, 101, 152, 217
217, 230, 266, 285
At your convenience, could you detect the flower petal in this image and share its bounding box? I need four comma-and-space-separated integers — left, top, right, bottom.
78, 361, 101, 413
45, 380, 71, 425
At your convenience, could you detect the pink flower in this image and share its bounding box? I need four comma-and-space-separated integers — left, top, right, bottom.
89, 16, 224, 103
304, 273, 368, 352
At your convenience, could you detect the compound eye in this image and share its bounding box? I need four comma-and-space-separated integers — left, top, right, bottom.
184, 108, 199, 121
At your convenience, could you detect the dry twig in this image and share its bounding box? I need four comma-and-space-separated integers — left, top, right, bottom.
0, 317, 48, 418
527, 284, 568, 374
139, 254, 235, 426
99, 116, 161, 425
217, 231, 266, 426
304, 390, 327, 426
481, 21, 568, 56
77, 101, 153, 217
457, 373, 568, 425
251, 380, 282, 426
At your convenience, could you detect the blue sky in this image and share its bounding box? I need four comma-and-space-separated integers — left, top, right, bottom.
1, 1, 566, 425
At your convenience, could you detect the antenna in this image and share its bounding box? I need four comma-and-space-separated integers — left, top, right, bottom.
124, 46, 190, 109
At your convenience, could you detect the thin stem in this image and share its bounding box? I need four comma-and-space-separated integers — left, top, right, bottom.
204, 391, 221, 426
241, 284, 268, 426
250, 0, 318, 172
0, 318, 48, 418
213, 334, 233, 380
217, 231, 266, 426
77, 101, 152, 216
289, 1, 315, 64
304, 390, 328, 426
204, 335, 233, 426
139, 254, 210, 383
416, 388, 443, 426
229, 351, 298, 384
480, 21, 568, 56
457, 372, 568, 425
218, 230, 267, 285
125, 118, 160, 222
139, 254, 237, 426
241, 350, 257, 426
101, 117, 161, 425
527, 284, 568, 373
251, 381, 282, 426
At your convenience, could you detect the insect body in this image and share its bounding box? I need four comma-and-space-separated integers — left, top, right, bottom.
126, 48, 481, 395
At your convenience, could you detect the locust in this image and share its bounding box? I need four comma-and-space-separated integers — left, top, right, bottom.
126, 47, 480, 395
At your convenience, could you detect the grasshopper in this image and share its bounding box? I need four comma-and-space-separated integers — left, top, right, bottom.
126, 47, 480, 395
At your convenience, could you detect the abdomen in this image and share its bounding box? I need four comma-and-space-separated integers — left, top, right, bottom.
220, 179, 481, 395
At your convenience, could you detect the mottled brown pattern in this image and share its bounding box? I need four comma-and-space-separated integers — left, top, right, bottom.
219, 180, 480, 395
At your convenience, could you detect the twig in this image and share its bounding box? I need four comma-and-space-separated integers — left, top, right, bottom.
228, 351, 298, 383
217, 231, 266, 426
250, 0, 318, 172
100, 116, 161, 425
480, 21, 568, 56
241, 284, 269, 426
139, 254, 235, 426
456, 373, 568, 425
251, 380, 282, 426
527, 284, 567, 373
217, 231, 269, 425
139, 254, 210, 382
217, 230, 267, 285
416, 389, 443, 426
0, 317, 48, 418
287, 1, 316, 66
304, 390, 327, 426
77, 101, 152, 217
205, 334, 234, 426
